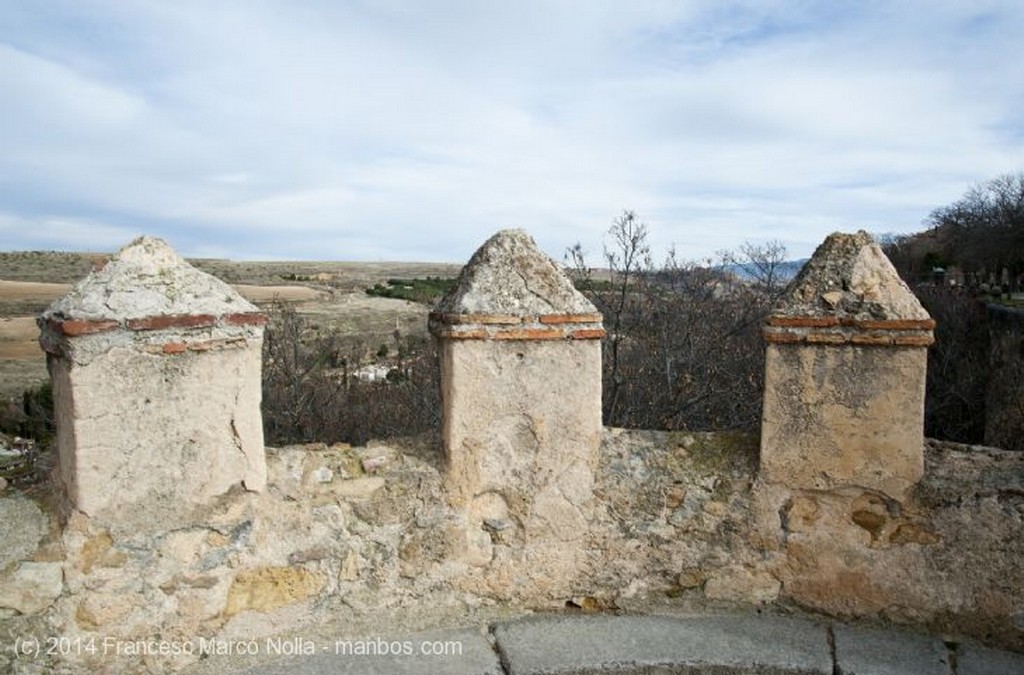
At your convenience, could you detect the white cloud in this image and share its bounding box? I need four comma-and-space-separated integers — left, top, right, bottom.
0, 213, 144, 252
0, 1, 1021, 263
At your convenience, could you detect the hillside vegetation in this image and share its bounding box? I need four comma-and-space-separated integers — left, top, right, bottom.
882, 173, 1024, 450
365, 277, 455, 304
883, 173, 1024, 284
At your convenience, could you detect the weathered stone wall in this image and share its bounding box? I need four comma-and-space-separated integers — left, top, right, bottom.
761, 345, 928, 497
37, 236, 267, 524
438, 339, 602, 528
761, 231, 934, 499
2, 432, 1022, 673
429, 229, 605, 600
1, 229, 1022, 674
757, 440, 1024, 644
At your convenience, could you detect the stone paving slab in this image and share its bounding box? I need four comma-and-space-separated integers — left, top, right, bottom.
957, 642, 1024, 675
833, 624, 950, 674
493, 614, 832, 675
227, 614, 1024, 675
240, 628, 502, 675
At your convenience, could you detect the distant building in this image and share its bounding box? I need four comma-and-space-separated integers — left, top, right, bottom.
354, 364, 393, 383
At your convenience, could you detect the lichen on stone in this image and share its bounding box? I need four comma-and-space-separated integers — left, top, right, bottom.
434, 229, 598, 316
41, 235, 258, 323
775, 230, 930, 321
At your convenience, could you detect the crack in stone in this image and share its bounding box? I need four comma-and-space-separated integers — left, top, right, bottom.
513, 266, 554, 314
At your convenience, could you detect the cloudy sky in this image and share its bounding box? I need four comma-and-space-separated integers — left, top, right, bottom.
1, 1, 1021, 263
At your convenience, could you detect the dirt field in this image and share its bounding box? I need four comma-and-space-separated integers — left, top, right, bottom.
0, 253, 462, 401
231, 284, 324, 303
0, 280, 69, 300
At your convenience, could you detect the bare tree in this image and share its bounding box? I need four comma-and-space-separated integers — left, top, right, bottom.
877, 232, 920, 282
877, 175, 1024, 448
737, 240, 790, 300
930, 172, 1024, 275
262, 303, 439, 445
567, 212, 785, 431
912, 286, 990, 444
600, 211, 653, 422
262, 302, 345, 440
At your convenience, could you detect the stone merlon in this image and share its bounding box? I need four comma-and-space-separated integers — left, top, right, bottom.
39, 235, 268, 520
38, 236, 266, 359
429, 229, 605, 340
765, 231, 934, 346
760, 230, 932, 497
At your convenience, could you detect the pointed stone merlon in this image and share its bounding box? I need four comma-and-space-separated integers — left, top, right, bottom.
760, 231, 935, 498
429, 230, 604, 562
37, 236, 267, 522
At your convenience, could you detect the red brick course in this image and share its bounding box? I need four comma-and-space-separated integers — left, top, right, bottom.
45, 312, 267, 339
805, 333, 848, 345
492, 328, 566, 341
569, 328, 608, 340
539, 313, 604, 325
435, 325, 606, 341
764, 313, 935, 347
433, 328, 490, 340
765, 330, 933, 347
187, 338, 248, 351
146, 337, 250, 355
769, 316, 935, 331
856, 318, 936, 331
430, 311, 605, 341
51, 319, 120, 337
762, 330, 804, 344
126, 314, 216, 331
850, 334, 896, 346
893, 335, 936, 347
161, 342, 188, 354
767, 316, 840, 328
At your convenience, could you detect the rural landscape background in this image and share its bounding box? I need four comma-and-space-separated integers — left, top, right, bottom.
1, 173, 1022, 488
0, 255, 459, 398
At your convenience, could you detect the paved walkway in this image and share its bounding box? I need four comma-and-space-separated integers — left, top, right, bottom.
231, 613, 1024, 675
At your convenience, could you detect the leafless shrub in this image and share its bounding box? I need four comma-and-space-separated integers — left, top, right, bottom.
264, 212, 793, 441
261, 302, 439, 445
981, 304, 1024, 452
913, 286, 990, 444
567, 211, 786, 431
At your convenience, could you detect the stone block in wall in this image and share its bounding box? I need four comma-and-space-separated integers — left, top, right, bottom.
38, 236, 267, 525
0, 561, 64, 615
760, 231, 934, 498
429, 229, 604, 580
